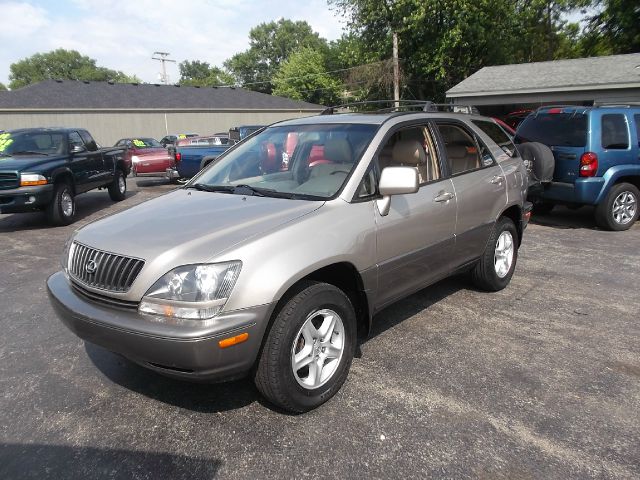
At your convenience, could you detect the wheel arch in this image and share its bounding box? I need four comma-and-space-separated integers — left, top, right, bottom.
50, 168, 75, 194
499, 204, 523, 246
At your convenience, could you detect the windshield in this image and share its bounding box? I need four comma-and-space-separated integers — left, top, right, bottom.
192, 123, 377, 199
515, 113, 588, 147
0, 131, 65, 156
132, 138, 162, 148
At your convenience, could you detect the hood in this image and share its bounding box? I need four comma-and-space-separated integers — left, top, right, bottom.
74, 189, 323, 266
0, 154, 63, 171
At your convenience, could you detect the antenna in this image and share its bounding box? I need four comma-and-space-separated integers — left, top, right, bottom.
151, 52, 176, 85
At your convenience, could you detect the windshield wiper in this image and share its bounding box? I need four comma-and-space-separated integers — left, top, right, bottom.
185, 183, 234, 193
10, 150, 48, 156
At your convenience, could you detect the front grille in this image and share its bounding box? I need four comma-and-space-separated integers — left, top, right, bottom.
0, 172, 18, 190
69, 242, 144, 292
71, 281, 139, 310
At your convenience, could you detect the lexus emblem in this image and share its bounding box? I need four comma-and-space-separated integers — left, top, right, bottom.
85, 260, 98, 274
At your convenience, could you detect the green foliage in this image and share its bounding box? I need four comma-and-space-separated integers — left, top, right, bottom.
8, 49, 139, 89
581, 0, 640, 55
0, 82, 7, 91
224, 19, 327, 93
272, 47, 343, 105
178, 60, 234, 87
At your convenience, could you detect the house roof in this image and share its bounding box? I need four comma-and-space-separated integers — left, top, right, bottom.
447, 53, 640, 98
0, 80, 324, 111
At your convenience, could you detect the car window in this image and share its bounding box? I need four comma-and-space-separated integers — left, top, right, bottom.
602, 114, 629, 150
79, 130, 98, 151
635, 114, 640, 147
69, 131, 84, 150
436, 124, 483, 175
515, 112, 587, 147
377, 125, 440, 185
0, 131, 65, 155
472, 120, 517, 157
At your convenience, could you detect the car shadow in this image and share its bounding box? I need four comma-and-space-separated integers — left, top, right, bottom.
135, 178, 176, 188
0, 190, 138, 232
85, 343, 260, 413
529, 205, 601, 230
0, 442, 221, 480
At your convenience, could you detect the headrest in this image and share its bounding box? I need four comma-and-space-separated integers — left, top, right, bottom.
446, 144, 468, 160
324, 138, 353, 163
392, 140, 425, 166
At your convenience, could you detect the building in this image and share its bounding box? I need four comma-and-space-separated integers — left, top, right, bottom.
446, 53, 640, 117
0, 80, 324, 145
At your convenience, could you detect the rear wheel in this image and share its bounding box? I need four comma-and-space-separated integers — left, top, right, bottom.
471, 217, 518, 291
46, 181, 75, 226
595, 183, 639, 231
254, 281, 357, 413
108, 169, 127, 201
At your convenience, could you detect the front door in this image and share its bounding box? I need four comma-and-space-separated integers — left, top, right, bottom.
373, 123, 457, 310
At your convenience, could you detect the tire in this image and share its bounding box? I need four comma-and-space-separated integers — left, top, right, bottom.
518, 142, 555, 185
199, 156, 217, 171
108, 169, 127, 201
595, 183, 639, 231
471, 217, 518, 291
532, 201, 555, 215
254, 281, 357, 413
46, 181, 76, 226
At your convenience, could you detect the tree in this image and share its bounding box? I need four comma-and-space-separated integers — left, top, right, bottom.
224, 19, 327, 93
0, 82, 7, 91
178, 60, 234, 87
581, 0, 640, 55
272, 47, 343, 105
8, 49, 139, 89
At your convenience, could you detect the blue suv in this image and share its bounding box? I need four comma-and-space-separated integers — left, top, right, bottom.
515, 105, 640, 230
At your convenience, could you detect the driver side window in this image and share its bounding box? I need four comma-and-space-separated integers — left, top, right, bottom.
68, 132, 84, 150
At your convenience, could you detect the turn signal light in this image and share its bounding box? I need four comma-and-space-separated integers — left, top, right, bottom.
218, 332, 249, 349
579, 152, 598, 177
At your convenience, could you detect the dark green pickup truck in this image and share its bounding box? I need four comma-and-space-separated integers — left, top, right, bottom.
0, 128, 131, 225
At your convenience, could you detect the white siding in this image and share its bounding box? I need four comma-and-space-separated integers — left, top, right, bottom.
0, 110, 321, 146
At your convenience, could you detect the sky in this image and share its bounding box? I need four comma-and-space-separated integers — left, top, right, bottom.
0, 0, 347, 87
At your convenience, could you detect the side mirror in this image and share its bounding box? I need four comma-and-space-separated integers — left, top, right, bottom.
376, 166, 419, 216
71, 144, 86, 154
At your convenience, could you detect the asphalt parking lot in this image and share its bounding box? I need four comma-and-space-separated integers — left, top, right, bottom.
1, 178, 639, 480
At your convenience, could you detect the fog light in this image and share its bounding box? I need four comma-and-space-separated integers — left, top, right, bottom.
26, 196, 36, 204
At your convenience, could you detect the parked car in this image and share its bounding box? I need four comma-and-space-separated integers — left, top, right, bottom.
47, 108, 530, 412
115, 137, 176, 179
0, 128, 129, 225
172, 142, 233, 179
494, 118, 516, 137
159, 133, 199, 147
175, 134, 231, 147
228, 125, 264, 143
515, 105, 640, 230
503, 109, 532, 129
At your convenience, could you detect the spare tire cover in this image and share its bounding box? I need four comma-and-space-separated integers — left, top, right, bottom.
517, 142, 555, 184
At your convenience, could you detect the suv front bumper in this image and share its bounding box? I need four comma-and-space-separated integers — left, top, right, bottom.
0, 184, 54, 213
47, 271, 273, 382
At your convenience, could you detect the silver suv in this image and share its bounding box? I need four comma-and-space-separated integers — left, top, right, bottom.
48, 109, 530, 412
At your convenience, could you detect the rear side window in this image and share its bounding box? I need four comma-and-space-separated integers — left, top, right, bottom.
635, 115, 640, 147
472, 120, 517, 157
515, 113, 587, 147
436, 124, 484, 175
601, 114, 629, 150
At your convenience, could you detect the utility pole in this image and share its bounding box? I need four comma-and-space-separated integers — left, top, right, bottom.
392, 32, 400, 109
152, 52, 176, 85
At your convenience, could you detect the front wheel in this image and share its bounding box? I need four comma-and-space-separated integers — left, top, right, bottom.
471, 217, 518, 291
46, 182, 76, 226
595, 183, 639, 231
254, 281, 357, 413
108, 169, 127, 201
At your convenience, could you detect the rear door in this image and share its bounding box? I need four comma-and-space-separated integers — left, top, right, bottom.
373, 122, 457, 309
434, 121, 507, 265
515, 110, 588, 184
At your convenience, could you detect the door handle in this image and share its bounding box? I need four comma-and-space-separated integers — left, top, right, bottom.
491, 175, 504, 185
434, 192, 455, 203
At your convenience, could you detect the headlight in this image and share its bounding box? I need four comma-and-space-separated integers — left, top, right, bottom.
20, 173, 48, 186
131, 155, 140, 164
139, 262, 241, 320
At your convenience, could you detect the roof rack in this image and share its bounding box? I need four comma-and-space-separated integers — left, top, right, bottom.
320, 100, 479, 115
592, 102, 640, 108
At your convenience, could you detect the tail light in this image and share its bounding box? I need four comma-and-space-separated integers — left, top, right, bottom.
175, 152, 181, 163
579, 152, 598, 177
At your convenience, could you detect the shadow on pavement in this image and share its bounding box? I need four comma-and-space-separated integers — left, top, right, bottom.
85, 343, 259, 413
0, 443, 221, 480
0, 190, 138, 233
529, 205, 600, 230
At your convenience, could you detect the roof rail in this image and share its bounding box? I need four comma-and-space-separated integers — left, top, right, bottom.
592, 102, 640, 108
535, 104, 587, 111
320, 100, 479, 115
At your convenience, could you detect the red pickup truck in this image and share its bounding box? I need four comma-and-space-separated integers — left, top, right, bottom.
114, 138, 176, 180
